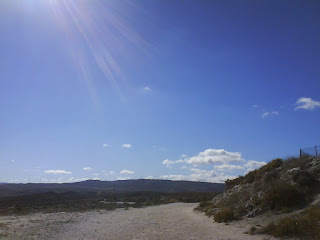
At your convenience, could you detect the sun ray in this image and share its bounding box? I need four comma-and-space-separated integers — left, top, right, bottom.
48, 0, 149, 105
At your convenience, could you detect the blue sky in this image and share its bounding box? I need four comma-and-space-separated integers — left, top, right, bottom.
1, 0, 319, 183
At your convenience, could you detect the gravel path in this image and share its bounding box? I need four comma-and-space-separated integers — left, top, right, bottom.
0, 203, 277, 240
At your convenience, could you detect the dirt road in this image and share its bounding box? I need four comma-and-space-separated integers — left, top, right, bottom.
0, 203, 276, 240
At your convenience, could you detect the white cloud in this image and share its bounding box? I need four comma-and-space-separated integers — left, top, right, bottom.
161, 175, 186, 181
102, 143, 109, 148
67, 177, 90, 183
102, 170, 115, 176
295, 97, 320, 111
120, 169, 135, 174
145, 176, 154, 179
117, 176, 132, 180
175, 159, 185, 163
83, 167, 93, 171
262, 111, 279, 119
10, 160, 15, 163
93, 173, 99, 176
159, 149, 267, 182
163, 159, 175, 168
44, 170, 72, 174
181, 154, 187, 158
143, 86, 151, 93
122, 144, 132, 148
214, 164, 244, 171
244, 160, 266, 169
185, 149, 245, 165
160, 169, 236, 183
252, 104, 258, 108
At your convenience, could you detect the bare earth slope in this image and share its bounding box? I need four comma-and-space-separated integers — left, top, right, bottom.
0, 203, 277, 240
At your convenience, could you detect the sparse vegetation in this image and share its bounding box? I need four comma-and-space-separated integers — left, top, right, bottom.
195, 155, 320, 239
213, 207, 237, 223
194, 201, 216, 217
262, 206, 320, 239
0, 191, 218, 215
260, 180, 307, 211
248, 226, 256, 235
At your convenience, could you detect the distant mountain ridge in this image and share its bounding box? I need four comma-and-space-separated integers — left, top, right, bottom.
0, 179, 225, 198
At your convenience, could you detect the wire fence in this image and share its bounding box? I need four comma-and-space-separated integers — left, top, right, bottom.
300, 145, 319, 158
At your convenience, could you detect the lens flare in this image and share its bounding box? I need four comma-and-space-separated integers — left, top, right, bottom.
48, 0, 148, 104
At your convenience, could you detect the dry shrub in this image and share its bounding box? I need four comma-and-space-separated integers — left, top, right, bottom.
261, 180, 307, 210
225, 176, 243, 190
262, 206, 320, 239
243, 170, 257, 184
214, 207, 237, 223
282, 156, 312, 171
226, 158, 283, 190
225, 192, 240, 206
194, 201, 216, 217
293, 170, 316, 186
198, 201, 214, 208
248, 226, 256, 235
260, 158, 283, 173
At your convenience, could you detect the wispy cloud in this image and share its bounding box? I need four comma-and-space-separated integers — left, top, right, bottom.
214, 164, 244, 171
83, 167, 93, 171
160, 175, 186, 181
153, 145, 167, 151
143, 86, 151, 93
122, 144, 132, 148
117, 176, 132, 180
120, 169, 135, 174
262, 111, 278, 119
295, 97, 320, 111
44, 170, 72, 174
145, 176, 154, 179
244, 160, 266, 169
163, 159, 175, 168
102, 143, 109, 148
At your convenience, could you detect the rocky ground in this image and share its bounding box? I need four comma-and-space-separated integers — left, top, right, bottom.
0, 203, 280, 240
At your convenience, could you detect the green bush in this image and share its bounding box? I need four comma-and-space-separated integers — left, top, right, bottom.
214, 207, 237, 223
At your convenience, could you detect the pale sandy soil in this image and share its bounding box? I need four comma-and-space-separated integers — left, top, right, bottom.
0, 203, 279, 240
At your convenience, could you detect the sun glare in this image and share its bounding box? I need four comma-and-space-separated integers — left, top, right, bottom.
48, 0, 148, 104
